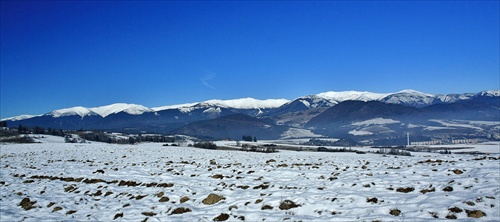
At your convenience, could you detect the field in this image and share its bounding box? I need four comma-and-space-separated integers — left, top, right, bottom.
1, 137, 499, 221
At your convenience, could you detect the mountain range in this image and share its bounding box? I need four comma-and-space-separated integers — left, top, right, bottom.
3, 90, 499, 144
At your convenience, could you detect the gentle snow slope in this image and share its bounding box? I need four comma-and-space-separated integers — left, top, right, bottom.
1, 143, 498, 221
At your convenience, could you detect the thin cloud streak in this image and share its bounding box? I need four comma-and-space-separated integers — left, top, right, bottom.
200, 70, 216, 89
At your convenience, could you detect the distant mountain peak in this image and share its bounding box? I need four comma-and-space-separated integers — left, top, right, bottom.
3, 89, 498, 121
478, 90, 500, 97
50, 106, 95, 118
395, 89, 435, 97
152, 98, 289, 112
204, 98, 290, 109
316, 90, 390, 102
90, 103, 152, 117
47, 103, 153, 118
1, 114, 40, 121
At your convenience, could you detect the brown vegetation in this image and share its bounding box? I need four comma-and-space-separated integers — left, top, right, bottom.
170, 207, 192, 215
389, 208, 401, 216
19, 197, 36, 210
202, 193, 225, 205
396, 187, 414, 193
279, 200, 300, 210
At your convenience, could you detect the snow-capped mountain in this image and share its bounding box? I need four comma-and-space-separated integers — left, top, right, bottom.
316, 90, 390, 102
1, 114, 40, 122
283, 89, 499, 110
282, 89, 443, 111
380, 89, 437, 107
5, 90, 498, 121
48, 103, 153, 118
3, 89, 499, 141
269, 95, 334, 117
273, 91, 392, 114
153, 98, 289, 112
477, 90, 500, 97
91, 103, 153, 117
434, 93, 475, 103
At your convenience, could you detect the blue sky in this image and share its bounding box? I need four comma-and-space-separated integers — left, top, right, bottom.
1, 1, 499, 118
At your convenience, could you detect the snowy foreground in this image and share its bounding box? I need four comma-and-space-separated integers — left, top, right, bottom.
1, 141, 499, 221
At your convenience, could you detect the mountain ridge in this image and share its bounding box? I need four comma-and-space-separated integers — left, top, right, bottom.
4, 89, 498, 120
3, 89, 499, 142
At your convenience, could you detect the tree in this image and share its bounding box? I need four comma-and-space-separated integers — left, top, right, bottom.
33, 126, 45, 134
253, 136, 257, 142
193, 141, 217, 149
129, 137, 136, 144
18, 124, 26, 133
242, 135, 253, 142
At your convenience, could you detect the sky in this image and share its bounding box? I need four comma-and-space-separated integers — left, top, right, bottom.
1, 1, 499, 118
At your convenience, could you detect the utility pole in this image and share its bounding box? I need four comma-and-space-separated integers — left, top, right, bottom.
407, 132, 410, 147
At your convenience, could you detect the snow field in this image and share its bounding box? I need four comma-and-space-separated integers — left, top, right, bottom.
1, 143, 499, 221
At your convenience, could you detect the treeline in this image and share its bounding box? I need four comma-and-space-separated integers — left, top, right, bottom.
4, 124, 65, 137
75, 132, 175, 144
242, 135, 257, 142
2, 124, 175, 144
0, 124, 62, 143
190, 141, 217, 149
303, 138, 357, 147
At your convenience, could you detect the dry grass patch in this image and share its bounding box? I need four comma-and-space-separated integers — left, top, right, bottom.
202, 193, 225, 205
429, 211, 439, 218
367, 197, 378, 203
64, 185, 78, 193
213, 213, 230, 221
442, 186, 453, 192
261, 205, 273, 210
159, 196, 170, 202
448, 206, 463, 213
420, 187, 435, 194
180, 196, 190, 203
237, 185, 249, 190
141, 211, 156, 216
396, 187, 414, 193
211, 174, 224, 179
464, 201, 475, 206
253, 183, 270, 189
47, 202, 55, 208
279, 200, 300, 210
113, 213, 123, 220
170, 207, 191, 215
19, 197, 36, 210
266, 159, 276, 164
52, 206, 62, 212
466, 209, 486, 218
389, 208, 401, 216
445, 214, 457, 219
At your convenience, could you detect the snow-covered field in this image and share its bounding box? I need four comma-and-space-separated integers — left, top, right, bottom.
1, 139, 499, 221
